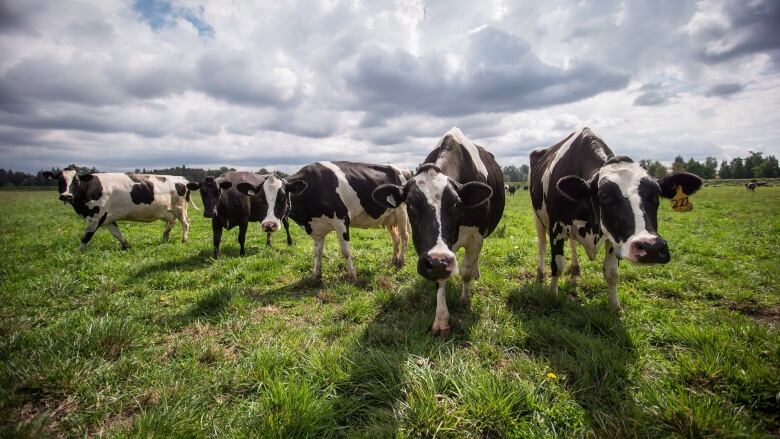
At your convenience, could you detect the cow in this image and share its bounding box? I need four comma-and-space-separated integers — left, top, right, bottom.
235, 162, 411, 281
746, 181, 769, 191
44, 166, 195, 250
528, 128, 703, 309
372, 127, 505, 336
507, 185, 517, 196
186, 171, 292, 258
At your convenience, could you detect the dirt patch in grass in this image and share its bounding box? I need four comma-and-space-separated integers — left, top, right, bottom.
727, 303, 780, 327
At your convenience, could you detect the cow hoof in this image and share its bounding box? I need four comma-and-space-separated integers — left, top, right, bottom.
459, 295, 471, 306
346, 272, 358, 283
535, 269, 545, 283
569, 265, 581, 276
213, 252, 220, 259
430, 325, 452, 337
392, 258, 404, 269
120, 243, 130, 250
609, 303, 622, 313
287, 239, 293, 246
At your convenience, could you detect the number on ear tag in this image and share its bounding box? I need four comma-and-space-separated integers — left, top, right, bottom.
671, 185, 693, 212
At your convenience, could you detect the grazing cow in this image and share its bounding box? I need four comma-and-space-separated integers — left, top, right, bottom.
507, 185, 517, 196
187, 172, 291, 258
746, 181, 769, 191
528, 128, 703, 309
236, 162, 410, 281
44, 167, 194, 250
373, 128, 505, 335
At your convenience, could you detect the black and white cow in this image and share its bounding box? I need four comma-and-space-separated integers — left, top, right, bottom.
186, 171, 292, 258
236, 162, 410, 281
507, 185, 517, 196
528, 128, 703, 309
373, 128, 505, 335
44, 167, 194, 250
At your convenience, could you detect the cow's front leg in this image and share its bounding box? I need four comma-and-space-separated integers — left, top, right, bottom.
388, 225, 402, 268
534, 216, 547, 283
431, 281, 451, 336
568, 238, 580, 283
106, 222, 129, 250
238, 222, 248, 256
283, 217, 293, 246
396, 208, 410, 268
336, 222, 357, 282
179, 209, 190, 243
311, 231, 326, 281
549, 232, 566, 296
603, 241, 621, 310
459, 238, 483, 306
212, 218, 223, 258
79, 217, 100, 251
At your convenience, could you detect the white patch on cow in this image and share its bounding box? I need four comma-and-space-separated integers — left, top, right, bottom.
598, 161, 654, 261
60, 169, 77, 198
262, 175, 283, 228
434, 127, 488, 179
319, 161, 392, 228
413, 168, 457, 271
541, 128, 583, 198
572, 219, 601, 260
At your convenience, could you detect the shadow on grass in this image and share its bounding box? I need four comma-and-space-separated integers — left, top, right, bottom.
132, 249, 215, 278
507, 281, 639, 435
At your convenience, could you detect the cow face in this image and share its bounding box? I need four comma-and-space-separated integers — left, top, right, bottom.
235, 178, 307, 232
187, 177, 232, 218
557, 158, 702, 264
373, 166, 492, 281
44, 168, 92, 202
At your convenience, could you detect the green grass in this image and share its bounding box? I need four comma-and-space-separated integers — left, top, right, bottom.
1, 187, 778, 438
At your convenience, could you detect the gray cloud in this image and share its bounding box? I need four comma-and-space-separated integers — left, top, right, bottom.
705, 82, 745, 97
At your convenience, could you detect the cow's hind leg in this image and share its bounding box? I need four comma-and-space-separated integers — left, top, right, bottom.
335, 221, 357, 282
283, 217, 293, 246
568, 238, 580, 282
459, 238, 483, 306
178, 207, 189, 243
388, 225, 402, 268
431, 280, 451, 337
238, 222, 248, 256
107, 222, 129, 250
534, 215, 547, 283
311, 231, 327, 281
603, 241, 621, 310
549, 223, 566, 296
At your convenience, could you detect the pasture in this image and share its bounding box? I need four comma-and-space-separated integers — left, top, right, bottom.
1, 186, 778, 437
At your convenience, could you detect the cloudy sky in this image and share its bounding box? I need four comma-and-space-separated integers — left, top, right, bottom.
1, 0, 779, 173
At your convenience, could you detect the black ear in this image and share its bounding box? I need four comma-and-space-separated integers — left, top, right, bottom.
235, 182, 259, 196
457, 182, 492, 208
43, 171, 59, 180
219, 181, 232, 190
557, 175, 591, 201
186, 182, 200, 191
658, 172, 703, 198
372, 184, 406, 208
78, 173, 94, 182
286, 180, 307, 196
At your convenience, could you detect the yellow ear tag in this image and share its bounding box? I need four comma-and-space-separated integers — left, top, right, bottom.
671, 185, 693, 212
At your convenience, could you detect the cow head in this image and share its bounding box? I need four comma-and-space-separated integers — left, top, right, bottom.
44, 167, 93, 203
372, 164, 492, 281
187, 177, 232, 218
235, 176, 307, 233
556, 156, 702, 264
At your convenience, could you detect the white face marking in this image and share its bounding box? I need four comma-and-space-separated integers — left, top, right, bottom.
434, 127, 488, 179
598, 161, 654, 261
262, 175, 284, 228
413, 168, 457, 268
60, 169, 77, 197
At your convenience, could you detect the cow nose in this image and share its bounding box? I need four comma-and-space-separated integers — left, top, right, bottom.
262, 221, 279, 232
59, 194, 73, 202
203, 210, 215, 218
418, 253, 456, 280
631, 236, 670, 264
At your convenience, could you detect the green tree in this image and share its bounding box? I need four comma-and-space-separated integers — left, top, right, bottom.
672, 155, 686, 172
718, 160, 731, 179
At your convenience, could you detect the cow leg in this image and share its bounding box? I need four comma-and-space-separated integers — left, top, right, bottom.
162, 220, 175, 241
459, 238, 483, 306
396, 208, 410, 268
569, 238, 580, 281
238, 222, 248, 256
178, 208, 190, 243
603, 241, 621, 310
388, 225, 402, 268
335, 222, 357, 282
534, 215, 547, 283
283, 217, 293, 246
312, 231, 327, 281
106, 222, 129, 250
549, 232, 565, 297
212, 218, 223, 258
79, 217, 101, 251
431, 280, 451, 336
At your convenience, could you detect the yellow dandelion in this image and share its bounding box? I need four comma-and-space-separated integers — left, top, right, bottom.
547, 372, 558, 379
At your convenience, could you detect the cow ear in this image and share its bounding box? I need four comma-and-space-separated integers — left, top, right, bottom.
557, 175, 591, 201
78, 173, 94, 182
235, 182, 258, 196
457, 182, 493, 208
43, 171, 58, 180
286, 180, 307, 196
373, 183, 406, 208
658, 172, 703, 198
219, 181, 233, 190
186, 182, 200, 191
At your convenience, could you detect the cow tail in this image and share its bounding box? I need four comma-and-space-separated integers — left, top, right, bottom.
187, 189, 201, 211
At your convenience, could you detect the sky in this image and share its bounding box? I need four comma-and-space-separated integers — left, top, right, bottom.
1, 0, 779, 174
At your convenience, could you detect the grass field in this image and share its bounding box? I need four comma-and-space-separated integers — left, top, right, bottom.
1, 186, 778, 438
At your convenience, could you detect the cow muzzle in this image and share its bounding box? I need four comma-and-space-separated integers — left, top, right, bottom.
203, 209, 216, 219
627, 235, 670, 264
418, 251, 457, 281
59, 193, 73, 202
261, 220, 280, 233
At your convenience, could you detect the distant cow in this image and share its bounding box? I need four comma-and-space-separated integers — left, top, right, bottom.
507, 185, 517, 196
529, 128, 702, 309
44, 167, 194, 250
236, 162, 410, 281
746, 181, 769, 191
187, 171, 291, 258
373, 128, 505, 336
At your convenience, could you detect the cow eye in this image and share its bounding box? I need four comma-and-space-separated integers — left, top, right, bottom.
598, 192, 612, 203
